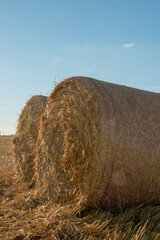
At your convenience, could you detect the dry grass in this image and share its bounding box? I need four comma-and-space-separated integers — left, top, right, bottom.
0, 133, 160, 239
0, 136, 14, 204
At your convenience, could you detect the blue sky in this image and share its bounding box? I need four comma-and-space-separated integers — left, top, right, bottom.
0, 0, 160, 134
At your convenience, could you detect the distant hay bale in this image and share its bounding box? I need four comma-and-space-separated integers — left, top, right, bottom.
12, 95, 47, 186
36, 77, 160, 212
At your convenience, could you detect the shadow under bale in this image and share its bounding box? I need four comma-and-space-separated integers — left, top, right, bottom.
12, 95, 47, 187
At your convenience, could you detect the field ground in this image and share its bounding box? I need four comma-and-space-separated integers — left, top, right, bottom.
0, 136, 160, 239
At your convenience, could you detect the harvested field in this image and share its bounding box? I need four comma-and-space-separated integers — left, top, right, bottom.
12, 95, 47, 186
0, 136, 15, 206
0, 136, 13, 162
0, 136, 14, 199
1, 136, 160, 239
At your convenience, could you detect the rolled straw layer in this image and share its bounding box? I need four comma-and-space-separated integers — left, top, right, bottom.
12, 95, 47, 186
36, 77, 160, 211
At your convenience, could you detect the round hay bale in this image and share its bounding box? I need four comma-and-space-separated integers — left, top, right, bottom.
36, 77, 160, 211
12, 95, 47, 186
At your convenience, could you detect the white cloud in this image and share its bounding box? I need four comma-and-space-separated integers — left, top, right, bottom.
53, 56, 62, 62
0, 108, 8, 112
123, 43, 134, 48
0, 126, 16, 135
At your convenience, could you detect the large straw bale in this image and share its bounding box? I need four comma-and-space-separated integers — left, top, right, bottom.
12, 95, 47, 186
36, 77, 160, 212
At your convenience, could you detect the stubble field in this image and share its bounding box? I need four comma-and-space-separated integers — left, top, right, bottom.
0, 136, 160, 239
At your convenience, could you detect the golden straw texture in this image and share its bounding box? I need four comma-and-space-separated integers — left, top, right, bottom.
36, 77, 160, 212
12, 95, 47, 186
